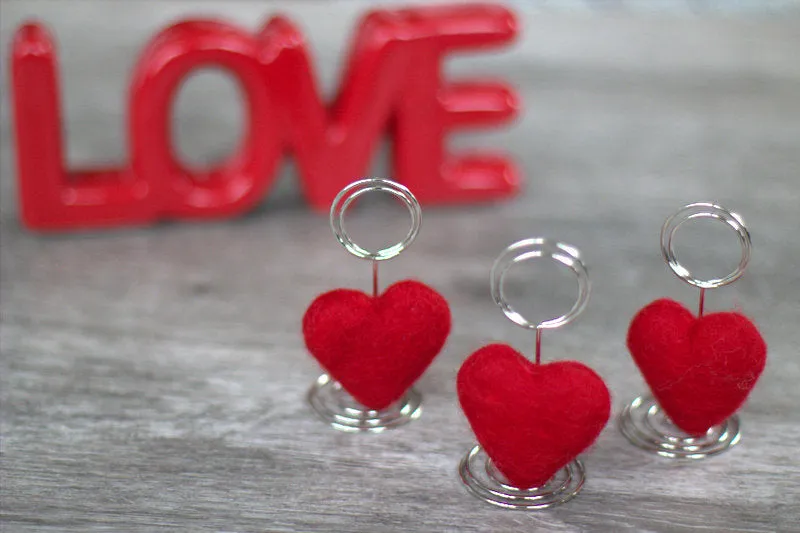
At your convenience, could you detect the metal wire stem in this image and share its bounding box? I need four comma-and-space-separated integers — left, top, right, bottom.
698, 287, 706, 317
372, 259, 379, 297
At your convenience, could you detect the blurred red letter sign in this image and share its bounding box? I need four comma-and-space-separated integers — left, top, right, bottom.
11, 5, 520, 231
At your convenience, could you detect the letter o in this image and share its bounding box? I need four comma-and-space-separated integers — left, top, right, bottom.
130, 20, 282, 218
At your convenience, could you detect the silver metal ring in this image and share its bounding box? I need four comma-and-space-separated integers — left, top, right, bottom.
660, 202, 751, 289
618, 396, 740, 459
330, 178, 421, 261
307, 374, 422, 433
490, 238, 590, 330
458, 445, 585, 510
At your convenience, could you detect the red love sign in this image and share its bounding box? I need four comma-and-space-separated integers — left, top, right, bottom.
10, 4, 520, 231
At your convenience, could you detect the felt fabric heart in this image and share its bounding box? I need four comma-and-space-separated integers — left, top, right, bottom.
457, 344, 611, 489
627, 298, 767, 435
303, 280, 451, 410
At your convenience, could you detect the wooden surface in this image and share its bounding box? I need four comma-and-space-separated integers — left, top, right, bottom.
2, 2, 800, 532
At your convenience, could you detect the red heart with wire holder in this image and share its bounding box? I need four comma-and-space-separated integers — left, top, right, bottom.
302, 279, 451, 410
627, 298, 767, 435
457, 344, 611, 489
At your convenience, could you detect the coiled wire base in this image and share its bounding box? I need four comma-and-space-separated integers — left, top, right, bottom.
307, 374, 422, 433
458, 445, 585, 510
619, 395, 740, 458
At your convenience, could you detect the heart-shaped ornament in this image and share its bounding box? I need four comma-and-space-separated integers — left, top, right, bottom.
457, 344, 611, 489
303, 280, 451, 410
627, 298, 767, 435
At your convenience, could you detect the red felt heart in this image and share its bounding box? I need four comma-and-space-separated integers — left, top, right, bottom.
457, 344, 611, 489
302, 280, 451, 410
627, 298, 767, 435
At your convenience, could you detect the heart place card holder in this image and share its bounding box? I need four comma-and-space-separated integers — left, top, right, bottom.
620, 203, 767, 458
456, 239, 611, 510
302, 178, 452, 433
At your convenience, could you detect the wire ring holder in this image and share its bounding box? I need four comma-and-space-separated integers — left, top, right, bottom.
307, 178, 423, 433
459, 238, 591, 509
619, 203, 751, 457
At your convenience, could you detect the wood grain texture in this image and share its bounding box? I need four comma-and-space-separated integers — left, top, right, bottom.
1, 2, 800, 532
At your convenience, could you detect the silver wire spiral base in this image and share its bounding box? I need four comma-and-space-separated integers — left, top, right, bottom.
307, 374, 422, 433
619, 395, 740, 459
458, 445, 585, 510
